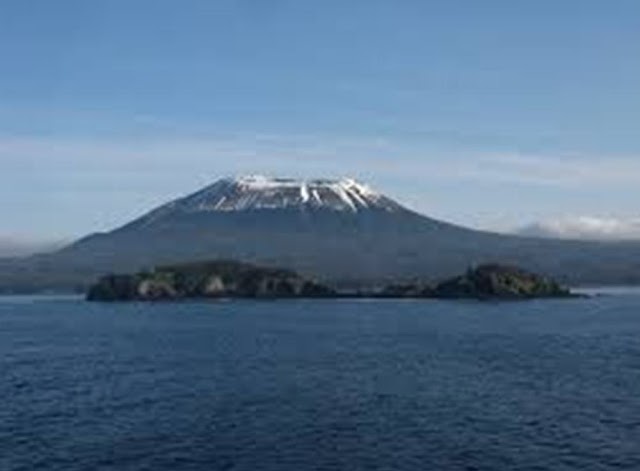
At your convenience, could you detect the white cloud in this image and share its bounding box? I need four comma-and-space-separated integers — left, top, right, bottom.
517, 216, 640, 241
2, 134, 640, 187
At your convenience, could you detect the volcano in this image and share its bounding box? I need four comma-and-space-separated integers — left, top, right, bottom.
3, 176, 640, 292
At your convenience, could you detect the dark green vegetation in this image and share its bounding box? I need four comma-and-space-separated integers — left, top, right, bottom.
379, 264, 572, 300
87, 260, 335, 301
432, 264, 572, 299
87, 261, 573, 301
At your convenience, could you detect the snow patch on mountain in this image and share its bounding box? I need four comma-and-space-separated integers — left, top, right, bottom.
172, 176, 403, 214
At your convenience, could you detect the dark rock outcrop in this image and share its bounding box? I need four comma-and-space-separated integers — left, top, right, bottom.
432, 264, 572, 299
87, 260, 335, 301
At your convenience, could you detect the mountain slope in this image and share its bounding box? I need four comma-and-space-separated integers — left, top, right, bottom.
3, 176, 640, 292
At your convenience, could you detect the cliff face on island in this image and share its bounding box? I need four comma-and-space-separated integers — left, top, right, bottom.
87, 260, 335, 301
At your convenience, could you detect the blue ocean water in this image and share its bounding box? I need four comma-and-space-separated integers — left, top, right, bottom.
1, 294, 639, 471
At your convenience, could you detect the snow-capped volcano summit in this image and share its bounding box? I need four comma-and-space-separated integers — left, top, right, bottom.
166, 176, 404, 214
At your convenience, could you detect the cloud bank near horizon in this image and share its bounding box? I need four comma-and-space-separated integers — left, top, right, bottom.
0, 236, 67, 258
517, 216, 640, 241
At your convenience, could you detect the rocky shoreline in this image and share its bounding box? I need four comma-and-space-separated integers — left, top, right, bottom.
87, 260, 575, 302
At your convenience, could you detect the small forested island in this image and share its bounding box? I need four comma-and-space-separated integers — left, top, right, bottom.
87, 260, 575, 301
384, 264, 572, 300
87, 260, 336, 301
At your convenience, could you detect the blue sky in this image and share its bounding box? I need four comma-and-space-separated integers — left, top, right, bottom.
1, 0, 639, 241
